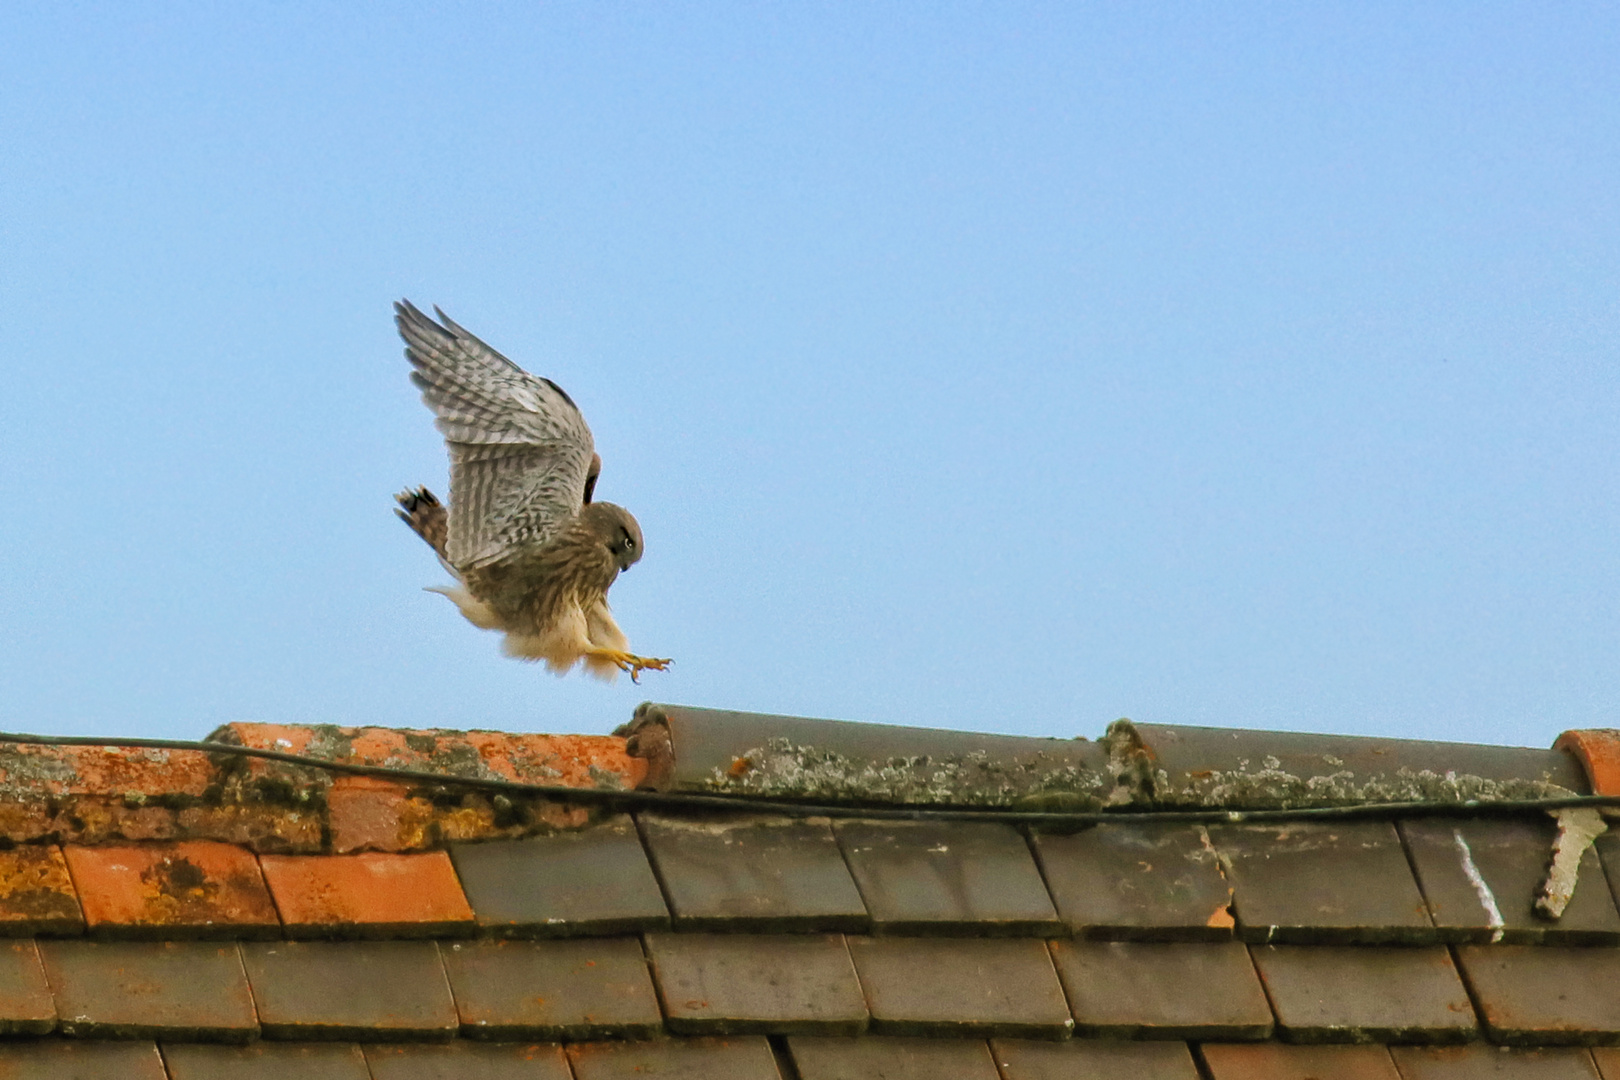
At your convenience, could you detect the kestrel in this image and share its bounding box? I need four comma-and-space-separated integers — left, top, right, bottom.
393, 301, 670, 681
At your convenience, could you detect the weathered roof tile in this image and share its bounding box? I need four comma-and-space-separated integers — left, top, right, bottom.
846, 936, 1073, 1039
1213, 822, 1435, 944
638, 813, 868, 932
448, 815, 668, 937
1454, 944, 1620, 1046
241, 940, 458, 1041
646, 932, 867, 1036
566, 1036, 783, 1080
0, 845, 84, 936
258, 852, 473, 937
363, 1041, 575, 1080
0, 1040, 169, 1079
0, 939, 55, 1035
1030, 823, 1233, 941
439, 937, 663, 1041
991, 1037, 1203, 1080
63, 841, 278, 940
38, 940, 258, 1042
1049, 939, 1272, 1040
1251, 944, 1476, 1044
1390, 1043, 1605, 1079
160, 1042, 373, 1080
788, 1035, 1001, 1079
1200, 1042, 1403, 1080
833, 821, 1061, 936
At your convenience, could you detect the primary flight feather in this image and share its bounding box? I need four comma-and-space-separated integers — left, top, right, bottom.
393, 300, 669, 681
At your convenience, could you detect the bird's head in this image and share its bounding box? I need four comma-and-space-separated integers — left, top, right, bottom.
582, 502, 645, 574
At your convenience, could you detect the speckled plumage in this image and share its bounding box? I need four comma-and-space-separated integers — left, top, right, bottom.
393, 301, 668, 681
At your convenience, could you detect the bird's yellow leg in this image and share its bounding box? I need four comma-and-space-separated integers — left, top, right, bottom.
586, 648, 673, 683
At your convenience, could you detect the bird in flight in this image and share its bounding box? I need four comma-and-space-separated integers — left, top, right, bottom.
393, 300, 670, 681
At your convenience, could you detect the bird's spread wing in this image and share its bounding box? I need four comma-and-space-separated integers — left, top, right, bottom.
396, 300, 596, 569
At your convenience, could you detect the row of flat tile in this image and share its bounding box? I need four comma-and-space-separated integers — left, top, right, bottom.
3, 932, 1620, 1045
6, 811, 1616, 944
5, 1037, 1620, 1080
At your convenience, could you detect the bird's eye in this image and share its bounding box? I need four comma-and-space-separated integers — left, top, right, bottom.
625, 537, 636, 549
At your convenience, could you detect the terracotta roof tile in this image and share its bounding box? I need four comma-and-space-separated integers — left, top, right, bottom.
258, 852, 473, 937
364, 1041, 574, 1080
448, 816, 669, 937
833, 820, 1061, 936
1049, 939, 1272, 1040
646, 931, 867, 1036
0, 940, 54, 1036
1390, 1043, 1606, 1079
63, 842, 278, 940
439, 937, 663, 1041
566, 1036, 782, 1080
0, 1040, 169, 1079
37, 940, 257, 1042
1201, 1042, 1403, 1080
1251, 944, 1476, 1044
0, 846, 84, 936
160, 1042, 372, 1080
240, 940, 458, 1041
991, 1037, 1203, 1080
788, 1034, 1000, 1078
1029, 823, 1233, 941
846, 936, 1073, 1039
1453, 944, 1620, 1046
638, 813, 868, 932
1594, 1047, 1620, 1079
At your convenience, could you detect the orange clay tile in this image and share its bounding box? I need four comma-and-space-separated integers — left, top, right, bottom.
0, 846, 84, 934
258, 851, 474, 937
63, 841, 279, 938
1555, 730, 1620, 796
0, 743, 214, 799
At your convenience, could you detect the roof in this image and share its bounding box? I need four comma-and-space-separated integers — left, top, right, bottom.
0, 706, 1619, 1078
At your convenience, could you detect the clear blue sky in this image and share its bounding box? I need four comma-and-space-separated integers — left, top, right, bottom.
2, 4, 1615, 749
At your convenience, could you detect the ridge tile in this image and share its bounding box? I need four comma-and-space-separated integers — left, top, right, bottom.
439, 937, 663, 1041
833, 821, 1061, 936
0, 1040, 168, 1079
566, 1036, 783, 1080
788, 1035, 1001, 1079
38, 939, 257, 1042
1030, 824, 1233, 941
448, 815, 668, 936
1251, 944, 1476, 1044
1049, 939, 1272, 1040
1201, 1043, 1402, 1079
846, 936, 1073, 1039
1401, 818, 1620, 944
364, 1041, 574, 1080
991, 1037, 1202, 1080
258, 852, 473, 937
1391, 1044, 1605, 1078
0, 846, 85, 936
161, 1042, 373, 1079
637, 813, 868, 932
1454, 944, 1620, 1045
646, 931, 867, 1036
241, 940, 458, 1041
1212, 822, 1436, 944
64, 841, 279, 940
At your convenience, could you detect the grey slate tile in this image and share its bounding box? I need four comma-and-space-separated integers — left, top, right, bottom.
161, 1042, 372, 1080
364, 1041, 574, 1080
845, 936, 1073, 1039
38, 940, 257, 1042
0, 1041, 168, 1080
439, 937, 662, 1041
1211, 822, 1435, 944
991, 1038, 1203, 1080
566, 1037, 783, 1080
241, 940, 458, 1041
1048, 939, 1272, 1040
449, 815, 669, 937
1201, 1043, 1403, 1080
646, 932, 867, 1036
1030, 824, 1234, 940
1402, 818, 1620, 944
789, 1035, 1000, 1080
833, 821, 1061, 936
1390, 1044, 1604, 1079
1251, 944, 1476, 1044
0, 940, 55, 1035
1454, 944, 1620, 1045
638, 813, 868, 932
